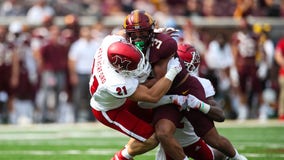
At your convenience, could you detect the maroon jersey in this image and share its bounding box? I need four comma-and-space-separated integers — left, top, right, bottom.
0, 42, 17, 95
148, 33, 214, 137
146, 33, 194, 93
231, 31, 259, 70
40, 41, 69, 72
231, 31, 261, 93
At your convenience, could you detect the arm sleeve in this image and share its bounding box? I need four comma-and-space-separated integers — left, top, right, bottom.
138, 95, 177, 109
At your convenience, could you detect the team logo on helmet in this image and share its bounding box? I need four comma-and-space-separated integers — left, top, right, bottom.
111, 55, 132, 70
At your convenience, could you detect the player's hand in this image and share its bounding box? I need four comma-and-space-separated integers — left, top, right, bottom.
167, 57, 182, 73
171, 94, 211, 114
165, 27, 180, 37
186, 94, 211, 114
186, 94, 202, 109
154, 27, 180, 37
172, 94, 201, 111
165, 57, 182, 81
171, 95, 188, 111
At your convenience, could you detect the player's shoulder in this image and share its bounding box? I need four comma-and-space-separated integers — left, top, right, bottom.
195, 76, 211, 85
102, 34, 127, 45
194, 76, 215, 97
154, 33, 177, 45
150, 33, 177, 60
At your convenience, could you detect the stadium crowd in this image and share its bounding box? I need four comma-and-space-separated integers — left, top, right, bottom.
0, 0, 283, 124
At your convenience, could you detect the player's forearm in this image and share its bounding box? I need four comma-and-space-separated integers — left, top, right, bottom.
180, 95, 225, 122
207, 105, 225, 122
193, 97, 225, 122
146, 58, 181, 102
146, 77, 172, 102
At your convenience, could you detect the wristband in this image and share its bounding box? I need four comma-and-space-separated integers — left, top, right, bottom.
165, 68, 179, 81
199, 102, 210, 114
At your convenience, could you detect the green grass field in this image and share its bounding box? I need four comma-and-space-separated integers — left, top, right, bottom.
0, 120, 283, 160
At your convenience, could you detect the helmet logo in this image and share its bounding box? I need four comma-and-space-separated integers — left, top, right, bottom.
112, 55, 132, 70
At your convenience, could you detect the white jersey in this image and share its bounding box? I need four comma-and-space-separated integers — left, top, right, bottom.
156, 76, 215, 160
89, 35, 139, 111
194, 76, 215, 98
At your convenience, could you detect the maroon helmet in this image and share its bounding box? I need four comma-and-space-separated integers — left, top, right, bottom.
107, 41, 151, 82
123, 10, 155, 51
177, 43, 200, 73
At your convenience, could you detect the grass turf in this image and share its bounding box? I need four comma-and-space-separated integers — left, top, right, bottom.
0, 120, 283, 160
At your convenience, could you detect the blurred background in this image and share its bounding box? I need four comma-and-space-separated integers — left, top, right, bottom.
0, 0, 284, 125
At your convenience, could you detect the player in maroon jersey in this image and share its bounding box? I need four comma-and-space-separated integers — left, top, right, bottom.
231, 18, 262, 121
119, 10, 247, 160
0, 25, 19, 123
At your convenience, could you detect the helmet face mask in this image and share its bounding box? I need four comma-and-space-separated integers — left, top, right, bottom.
123, 10, 155, 51
127, 56, 151, 83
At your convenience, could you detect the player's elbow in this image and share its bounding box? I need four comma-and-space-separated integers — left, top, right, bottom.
208, 108, 225, 122
214, 110, 225, 122
216, 114, 225, 122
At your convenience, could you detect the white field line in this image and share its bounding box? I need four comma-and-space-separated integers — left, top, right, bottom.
0, 131, 125, 140
215, 119, 284, 128
0, 120, 283, 133
0, 149, 156, 156
0, 122, 283, 159
0, 150, 283, 158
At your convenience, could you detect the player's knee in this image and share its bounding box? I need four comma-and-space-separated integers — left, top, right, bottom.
155, 119, 176, 142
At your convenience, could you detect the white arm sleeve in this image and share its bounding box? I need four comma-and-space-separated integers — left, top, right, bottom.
138, 95, 178, 109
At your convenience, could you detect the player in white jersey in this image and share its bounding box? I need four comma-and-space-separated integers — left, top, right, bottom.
89, 34, 200, 160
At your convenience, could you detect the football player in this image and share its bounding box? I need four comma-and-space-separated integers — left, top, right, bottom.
89, 34, 201, 160
122, 10, 247, 160
152, 43, 228, 160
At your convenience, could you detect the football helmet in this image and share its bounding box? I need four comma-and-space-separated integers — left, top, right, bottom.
177, 43, 200, 73
107, 41, 151, 82
123, 10, 155, 51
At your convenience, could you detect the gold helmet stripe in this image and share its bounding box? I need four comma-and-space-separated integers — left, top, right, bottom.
133, 10, 139, 24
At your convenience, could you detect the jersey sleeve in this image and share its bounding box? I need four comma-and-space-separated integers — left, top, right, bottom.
106, 77, 139, 98
149, 33, 177, 64
196, 77, 215, 98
